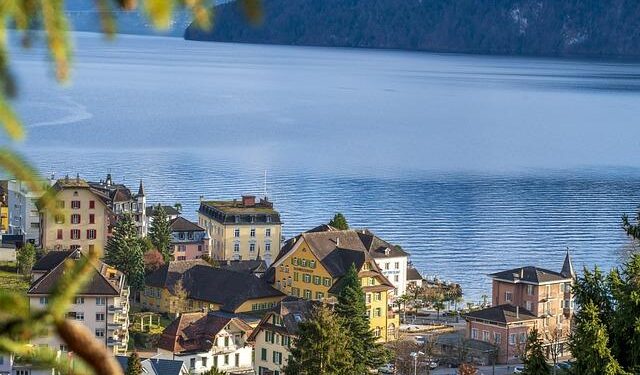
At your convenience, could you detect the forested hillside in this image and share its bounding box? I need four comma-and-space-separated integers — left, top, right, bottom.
185, 0, 640, 57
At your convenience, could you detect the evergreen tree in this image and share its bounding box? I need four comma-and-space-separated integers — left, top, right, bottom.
284, 305, 353, 375
522, 329, 549, 375
105, 213, 145, 290
16, 242, 36, 276
125, 352, 143, 375
569, 302, 628, 375
334, 263, 388, 374
149, 204, 172, 261
328, 213, 349, 230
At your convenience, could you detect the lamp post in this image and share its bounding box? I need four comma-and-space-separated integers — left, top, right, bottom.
410, 351, 424, 375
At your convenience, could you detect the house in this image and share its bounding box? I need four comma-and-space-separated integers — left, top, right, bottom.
88, 173, 147, 236
249, 298, 315, 375
198, 195, 282, 265
462, 250, 575, 364
218, 259, 269, 278
7, 179, 49, 246
115, 355, 189, 375
169, 216, 210, 261
37, 176, 112, 252
267, 227, 399, 342
141, 260, 285, 315
406, 266, 424, 289
157, 312, 254, 374
27, 249, 130, 356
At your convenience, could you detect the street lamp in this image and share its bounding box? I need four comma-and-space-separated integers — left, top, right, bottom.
410, 351, 424, 375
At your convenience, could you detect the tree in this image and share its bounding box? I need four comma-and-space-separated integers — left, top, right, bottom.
328, 213, 349, 230
458, 363, 478, 375
172, 279, 189, 315
16, 242, 36, 276
203, 368, 227, 375
569, 302, 628, 375
522, 329, 549, 375
125, 352, 143, 375
284, 305, 353, 375
174, 202, 183, 213
105, 213, 145, 290
334, 263, 388, 373
608, 254, 640, 371
143, 249, 165, 273
149, 204, 172, 262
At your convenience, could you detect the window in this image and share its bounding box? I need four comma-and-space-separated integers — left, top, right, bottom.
505, 291, 513, 302
40, 297, 48, 305
293, 272, 299, 282
273, 351, 282, 365
261, 348, 267, 361
304, 289, 312, 299
70, 229, 81, 240
300, 259, 307, 267
394, 275, 399, 282
74, 312, 84, 321
374, 308, 382, 317
509, 333, 517, 345
316, 292, 325, 300
96, 313, 105, 321
89, 214, 95, 224
494, 333, 502, 344
482, 331, 490, 342
190, 358, 196, 369
56, 200, 65, 209
57, 229, 63, 240
54, 214, 65, 224
87, 229, 97, 240
224, 336, 229, 347
292, 257, 298, 265
71, 214, 81, 224
265, 243, 271, 252
235, 353, 239, 367
234, 243, 240, 252
89, 200, 95, 209
313, 275, 321, 285
527, 285, 534, 295
309, 260, 316, 268
266, 228, 271, 237
234, 228, 240, 237
71, 200, 81, 209
95, 328, 105, 337
303, 274, 311, 283
323, 277, 331, 287
366, 293, 371, 304
250, 243, 256, 253
283, 335, 291, 347
224, 355, 229, 365
201, 357, 207, 367
96, 297, 106, 305
525, 301, 532, 311
60, 344, 68, 352
74, 297, 84, 304
395, 262, 399, 269
250, 228, 256, 237
385, 263, 389, 270
471, 328, 479, 339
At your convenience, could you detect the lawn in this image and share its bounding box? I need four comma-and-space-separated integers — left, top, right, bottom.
0, 262, 30, 294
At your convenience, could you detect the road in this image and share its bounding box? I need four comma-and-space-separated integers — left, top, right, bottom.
428, 364, 518, 375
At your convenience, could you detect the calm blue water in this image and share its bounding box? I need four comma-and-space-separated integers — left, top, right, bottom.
9, 33, 640, 300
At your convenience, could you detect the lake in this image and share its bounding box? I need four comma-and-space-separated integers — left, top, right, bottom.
10, 32, 640, 300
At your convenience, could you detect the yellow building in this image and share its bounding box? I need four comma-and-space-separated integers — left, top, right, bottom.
0, 205, 8, 233
268, 227, 399, 342
37, 176, 111, 253
198, 195, 282, 265
141, 260, 285, 315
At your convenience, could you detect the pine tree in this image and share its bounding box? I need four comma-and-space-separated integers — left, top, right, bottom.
105, 213, 145, 290
328, 213, 349, 230
125, 352, 143, 375
149, 204, 172, 261
284, 305, 353, 375
569, 302, 628, 375
522, 329, 549, 375
334, 263, 388, 374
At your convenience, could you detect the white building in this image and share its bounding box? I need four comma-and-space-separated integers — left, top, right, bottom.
26, 250, 130, 358
7, 179, 47, 245
157, 312, 253, 374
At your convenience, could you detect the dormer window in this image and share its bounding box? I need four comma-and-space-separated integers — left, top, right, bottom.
384, 248, 391, 256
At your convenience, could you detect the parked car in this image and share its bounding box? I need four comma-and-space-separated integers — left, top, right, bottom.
378, 363, 395, 374
513, 366, 524, 374
415, 335, 426, 345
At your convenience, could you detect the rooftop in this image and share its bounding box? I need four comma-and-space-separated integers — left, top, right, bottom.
463, 304, 538, 325
490, 266, 571, 284
169, 216, 205, 232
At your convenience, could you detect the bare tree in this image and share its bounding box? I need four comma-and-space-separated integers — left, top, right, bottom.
545, 326, 566, 375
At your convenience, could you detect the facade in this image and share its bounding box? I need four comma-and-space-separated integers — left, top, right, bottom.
267, 227, 399, 342
141, 260, 285, 315
146, 204, 180, 228
157, 312, 254, 374
406, 266, 424, 289
7, 179, 46, 245
462, 251, 576, 364
358, 228, 409, 297
27, 250, 130, 356
198, 195, 282, 265
88, 174, 147, 236
169, 216, 210, 261
249, 298, 314, 375
37, 177, 111, 252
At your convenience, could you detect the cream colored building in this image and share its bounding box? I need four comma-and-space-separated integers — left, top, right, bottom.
198, 195, 282, 265
38, 176, 111, 253
27, 250, 130, 357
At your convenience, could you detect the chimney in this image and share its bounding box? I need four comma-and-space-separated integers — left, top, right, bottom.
76, 173, 80, 183
336, 237, 340, 247
106, 173, 112, 186
520, 269, 524, 279
516, 305, 520, 319
242, 195, 256, 207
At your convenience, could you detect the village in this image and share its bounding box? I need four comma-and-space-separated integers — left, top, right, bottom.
0, 174, 576, 375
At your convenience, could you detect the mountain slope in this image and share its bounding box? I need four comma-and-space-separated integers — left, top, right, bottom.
185, 0, 640, 57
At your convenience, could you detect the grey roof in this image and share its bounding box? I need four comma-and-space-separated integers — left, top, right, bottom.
147, 205, 180, 217
198, 198, 281, 224
169, 216, 205, 232
32, 250, 74, 272
248, 297, 315, 341
356, 229, 409, 259
219, 259, 268, 274
406, 267, 423, 281
490, 266, 570, 284
561, 249, 576, 279
463, 304, 538, 324
146, 261, 284, 312
116, 356, 186, 375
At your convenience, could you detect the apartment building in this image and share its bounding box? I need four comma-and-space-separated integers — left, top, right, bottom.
169, 216, 210, 260
158, 312, 254, 374
249, 298, 314, 375
7, 179, 47, 245
37, 177, 111, 252
267, 227, 399, 342
462, 251, 575, 364
198, 195, 281, 265
88, 174, 147, 236
27, 250, 130, 357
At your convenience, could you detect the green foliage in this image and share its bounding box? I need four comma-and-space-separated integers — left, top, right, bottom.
334, 264, 388, 373
125, 352, 143, 375
203, 367, 227, 375
328, 212, 349, 230
106, 213, 145, 290
16, 243, 36, 276
608, 255, 640, 372
522, 329, 549, 375
149, 204, 172, 262
569, 302, 628, 375
284, 305, 353, 375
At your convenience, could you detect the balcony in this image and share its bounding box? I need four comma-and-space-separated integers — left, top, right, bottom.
211, 345, 239, 355
107, 337, 124, 346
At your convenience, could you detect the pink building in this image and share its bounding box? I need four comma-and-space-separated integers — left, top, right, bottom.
463, 251, 575, 364
170, 217, 210, 261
